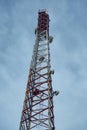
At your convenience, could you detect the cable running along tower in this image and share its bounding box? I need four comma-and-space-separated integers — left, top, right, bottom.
19, 9, 58, 130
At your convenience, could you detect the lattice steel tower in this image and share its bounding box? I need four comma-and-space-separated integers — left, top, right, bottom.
19, 9, 59, 130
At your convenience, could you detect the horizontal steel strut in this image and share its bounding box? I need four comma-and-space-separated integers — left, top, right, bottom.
19, 9, 55, 130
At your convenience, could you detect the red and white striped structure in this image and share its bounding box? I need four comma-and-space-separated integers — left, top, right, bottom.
19, 9, 58, 130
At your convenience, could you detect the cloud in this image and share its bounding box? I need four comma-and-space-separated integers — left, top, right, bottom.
0, 0, 87, 130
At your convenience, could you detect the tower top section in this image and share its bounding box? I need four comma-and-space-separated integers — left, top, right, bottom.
38, 9, 48, 13
35, 9, 50, 40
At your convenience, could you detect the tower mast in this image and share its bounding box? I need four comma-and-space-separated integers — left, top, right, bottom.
19, 9, 58, 130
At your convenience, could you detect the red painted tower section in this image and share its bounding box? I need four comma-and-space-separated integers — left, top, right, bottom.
19, 9, 58, 130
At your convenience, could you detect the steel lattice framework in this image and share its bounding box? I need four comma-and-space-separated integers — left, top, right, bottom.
19, 9, 58, 130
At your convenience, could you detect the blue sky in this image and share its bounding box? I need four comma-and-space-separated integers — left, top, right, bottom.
0, 0, 87, 130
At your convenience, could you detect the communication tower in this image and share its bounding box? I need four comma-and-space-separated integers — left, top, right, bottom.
19, 9, 58, 130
